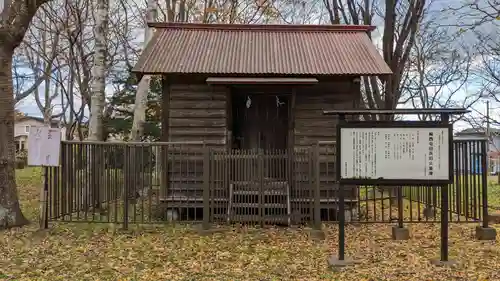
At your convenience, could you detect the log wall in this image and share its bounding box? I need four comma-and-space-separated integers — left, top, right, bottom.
293, 80, 361, 200
168, 84, 228, 149
163, 83, 229, 199
161, 78, 360, 201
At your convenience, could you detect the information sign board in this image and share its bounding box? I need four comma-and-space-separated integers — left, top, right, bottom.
27, 126, 61, 167
338, 126, 451, 185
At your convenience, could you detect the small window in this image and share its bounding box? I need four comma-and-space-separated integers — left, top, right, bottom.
25, 125, 30, 133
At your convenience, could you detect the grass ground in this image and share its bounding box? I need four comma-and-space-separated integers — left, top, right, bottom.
0, 167, 498, 280
487, 176, 500, 210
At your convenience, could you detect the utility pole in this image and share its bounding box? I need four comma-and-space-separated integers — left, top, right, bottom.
487, 99, 490, 154
485, 100, 498, 184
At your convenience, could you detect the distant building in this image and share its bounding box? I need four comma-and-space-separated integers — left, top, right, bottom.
455, 127, 500, 174
455, 127, 500, 155
14, 115, 64, 152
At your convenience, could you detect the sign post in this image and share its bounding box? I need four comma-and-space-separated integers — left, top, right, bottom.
324, 109, 469, 268
27, 126, 61, 229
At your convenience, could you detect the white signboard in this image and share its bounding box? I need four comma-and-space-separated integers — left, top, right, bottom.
340, 127, 450, 180
28, 126, 61, 167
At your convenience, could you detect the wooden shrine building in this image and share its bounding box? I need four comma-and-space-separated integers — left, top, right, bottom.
131, 22, 392, 224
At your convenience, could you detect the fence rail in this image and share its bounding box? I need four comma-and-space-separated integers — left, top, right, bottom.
46, 139, 489, 227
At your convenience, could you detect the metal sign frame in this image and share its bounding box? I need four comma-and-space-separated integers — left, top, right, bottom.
324, 108, 470, 267
336, 120, 454, 186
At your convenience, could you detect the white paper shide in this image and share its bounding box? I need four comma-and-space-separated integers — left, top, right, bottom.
340, 127, 450, 180
27, 126, 61, 167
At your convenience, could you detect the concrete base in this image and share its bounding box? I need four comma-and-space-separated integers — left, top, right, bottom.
430, 259, 457, 267
423, 207, 435, 218
327, 256, 357, 268
117, 228, 135, 235
391, 226, 410, 240
309, 229, 326, 240
475, 226, 497, 241
488, 212, 500, 224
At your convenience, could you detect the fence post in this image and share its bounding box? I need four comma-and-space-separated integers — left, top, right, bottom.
40, 166, 49, 229
392, 186, 409, 240
481, 139, 489, 229
439, 183, 450, 262
202, 144, 210, 231
432, 113, 454, 265
122, 145, 129, 231
313, 143, 321, 230
258, 148, 264, 227
61, 142, 67, 219
475, 139, 497, 240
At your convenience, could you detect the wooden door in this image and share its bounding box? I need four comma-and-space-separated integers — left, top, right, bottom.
236, 94, 288, 149
236, 94, 289, 179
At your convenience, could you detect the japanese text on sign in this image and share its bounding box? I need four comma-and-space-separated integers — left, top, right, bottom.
339, 127, 449, 180
27, 126, 61, 167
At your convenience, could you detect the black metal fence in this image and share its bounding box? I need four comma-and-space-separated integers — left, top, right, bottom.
45, 139, 490, 228
402, 139, 488, 222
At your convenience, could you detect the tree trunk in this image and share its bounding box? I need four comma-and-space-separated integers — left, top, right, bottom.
129, 0, 157, 142
0, 46, 29, 229
86, 0, 109, 209
126, 0, 158, 202
88, 0, 108, 142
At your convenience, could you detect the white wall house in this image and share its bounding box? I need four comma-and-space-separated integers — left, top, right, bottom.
14, 116, 64, 152
455, 127, 500, 174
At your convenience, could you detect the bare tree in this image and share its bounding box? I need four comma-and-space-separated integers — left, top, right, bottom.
21, 10, 68, 124
445, 1, 500, 128
400, 17, 478, 121
449, 0, 499, 31
129, 0, 157, 142
321, 0, 425, 120
0, 0, 52, 228
88, 0, 110, 141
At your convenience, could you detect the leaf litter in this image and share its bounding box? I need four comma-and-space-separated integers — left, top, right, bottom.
0, 223, 499, 280
1, 168, 498, 280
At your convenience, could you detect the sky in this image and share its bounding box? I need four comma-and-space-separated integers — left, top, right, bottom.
13, 0, 499, 133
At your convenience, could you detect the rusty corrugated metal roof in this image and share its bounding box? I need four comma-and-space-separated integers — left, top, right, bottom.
132, 23, 392, 76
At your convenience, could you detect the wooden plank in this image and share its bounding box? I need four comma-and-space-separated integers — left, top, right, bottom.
168, 165, 204, 173
170, 109, 225, 118
293, 145, 336, 153
170, 127, 226, 136
169, 135, 227, 142
295, 101, 352, 110
169, 84, 212, 92
168, 176, 204, 182
295, 129, 336, 137
292, 154, 335, 162
169, 100, 226, 109
294, 110, 336, 119
169, 91, 226, 100
169, 118, 226, 128
296, 82, 351, 94
294, 164, 335, 174
294, 118, 338, 128
295, 95, 351, 104
164, 146, 226, 155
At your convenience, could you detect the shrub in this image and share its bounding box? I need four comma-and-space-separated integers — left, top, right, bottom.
15, 150, 28, 169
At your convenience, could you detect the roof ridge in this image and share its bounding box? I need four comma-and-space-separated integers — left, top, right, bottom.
147, 22, 375, 32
